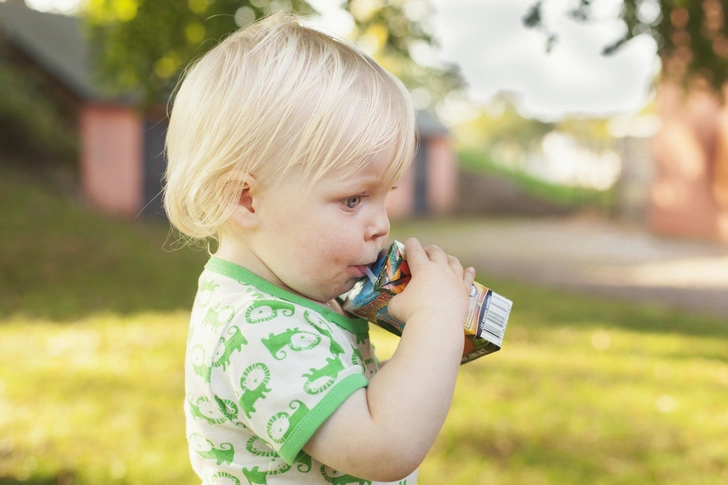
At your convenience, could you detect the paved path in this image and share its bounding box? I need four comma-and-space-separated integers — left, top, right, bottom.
392, 216, 728, 319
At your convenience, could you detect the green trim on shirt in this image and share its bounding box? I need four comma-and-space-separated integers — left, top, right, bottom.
278, 372, 369, 465
205, 257, 370, 335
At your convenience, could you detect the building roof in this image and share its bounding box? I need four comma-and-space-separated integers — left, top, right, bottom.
416, 110, 449, 137
0, 2, 105, 100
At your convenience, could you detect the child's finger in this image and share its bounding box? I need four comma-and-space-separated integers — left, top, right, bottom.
447, 255, 464, 277
403, 237, 428, 269
424, 245, 447, 263
463, 267, 476, 290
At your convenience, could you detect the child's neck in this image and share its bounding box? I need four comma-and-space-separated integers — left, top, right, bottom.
215, 238, 274, 284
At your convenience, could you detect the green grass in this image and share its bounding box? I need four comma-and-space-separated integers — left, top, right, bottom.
1, 166, 727, 484
459, 148, 616, 211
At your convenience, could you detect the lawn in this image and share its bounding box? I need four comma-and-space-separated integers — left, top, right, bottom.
1, 167, 727, 485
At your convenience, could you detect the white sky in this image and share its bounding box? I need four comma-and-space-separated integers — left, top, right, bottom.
19, 0, 661, 122
429, 0, 660, 121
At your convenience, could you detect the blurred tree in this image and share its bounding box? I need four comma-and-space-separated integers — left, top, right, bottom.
0, 57, 78, 170
457, 99, 616, 157
85, 0, 462, 107
523, 0, 728, 92
454, 93, 620, 183
456, 94, 554, 151
342, 0, 463, 108
555, 117, 612, 145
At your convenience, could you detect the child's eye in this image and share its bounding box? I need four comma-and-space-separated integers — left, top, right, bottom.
342, 196, 362, 209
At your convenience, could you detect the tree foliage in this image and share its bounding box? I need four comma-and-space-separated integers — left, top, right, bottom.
85, 0, 462, 107
456, 95, 554, 150
454, 93, 612, 155
341, 0, 463, 107
523, 0, 728, 92
0, 57, 77, 168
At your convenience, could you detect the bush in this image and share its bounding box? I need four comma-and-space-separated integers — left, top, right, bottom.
458, 148, 616, 212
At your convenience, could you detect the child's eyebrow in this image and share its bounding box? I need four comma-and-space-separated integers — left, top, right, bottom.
337, 173, 385, 190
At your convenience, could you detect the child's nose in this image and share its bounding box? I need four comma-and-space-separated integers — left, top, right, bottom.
367, 207, 390, 241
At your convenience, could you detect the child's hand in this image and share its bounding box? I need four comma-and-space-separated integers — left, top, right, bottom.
387, 237, 475, 327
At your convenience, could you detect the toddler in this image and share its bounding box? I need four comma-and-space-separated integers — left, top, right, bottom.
164, 13, 475, 485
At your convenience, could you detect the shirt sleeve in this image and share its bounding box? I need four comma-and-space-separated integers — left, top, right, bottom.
209, 298, 369, 465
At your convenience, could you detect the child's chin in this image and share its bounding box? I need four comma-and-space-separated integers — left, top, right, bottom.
339, 278, 362, 295
315, 276, 362, 301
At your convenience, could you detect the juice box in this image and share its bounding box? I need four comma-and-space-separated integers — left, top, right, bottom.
342, 241, 513, 364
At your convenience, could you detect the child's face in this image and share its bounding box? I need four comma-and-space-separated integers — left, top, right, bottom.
248, 145, 398, 304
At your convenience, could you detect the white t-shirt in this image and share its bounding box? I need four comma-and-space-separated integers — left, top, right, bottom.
184, 257, 418, 485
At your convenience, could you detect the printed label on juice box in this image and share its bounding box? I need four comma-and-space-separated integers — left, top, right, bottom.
464, 282, 511, 348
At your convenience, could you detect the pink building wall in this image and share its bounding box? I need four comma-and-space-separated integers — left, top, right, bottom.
80, 104, 143, 217
649, 82, 728, 242
426, 136, 457, 215
386, 158, 415, 219
385, 137, 458, 219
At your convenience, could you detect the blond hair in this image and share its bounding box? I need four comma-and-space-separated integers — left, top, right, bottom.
163, 13, 416, 241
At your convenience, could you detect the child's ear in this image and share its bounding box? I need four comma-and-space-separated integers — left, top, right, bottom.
228, 173, 259, 230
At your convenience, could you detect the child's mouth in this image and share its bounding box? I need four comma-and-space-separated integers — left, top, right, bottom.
352, 264, 377, 283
